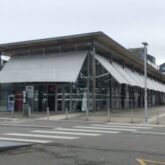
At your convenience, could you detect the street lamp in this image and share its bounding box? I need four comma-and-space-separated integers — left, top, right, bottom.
142, 42, 148, 124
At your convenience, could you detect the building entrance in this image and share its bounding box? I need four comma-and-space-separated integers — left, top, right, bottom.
56, 85, 64, 111
56, 85, 70, 111
33, 84, 71, 112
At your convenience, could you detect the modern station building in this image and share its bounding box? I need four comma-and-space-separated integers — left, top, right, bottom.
0, 32, 165, 112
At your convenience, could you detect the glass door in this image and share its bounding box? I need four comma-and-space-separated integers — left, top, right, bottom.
56, 85, 70, 112
47, 85, 55, 111
56, 85, 64, 111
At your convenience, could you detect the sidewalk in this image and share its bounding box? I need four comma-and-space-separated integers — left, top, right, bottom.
0, 141, 30, 151
69, 105, 165, 125
0, 111, 81, 125
0, 105, 165, 125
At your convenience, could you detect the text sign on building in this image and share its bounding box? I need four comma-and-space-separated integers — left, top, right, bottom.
26, 86, 34, 99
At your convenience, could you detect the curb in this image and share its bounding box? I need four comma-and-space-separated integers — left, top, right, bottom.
0, 144, 31, 152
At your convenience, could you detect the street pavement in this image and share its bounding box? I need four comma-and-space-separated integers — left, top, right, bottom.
0, 106, 165, 164
0, 120, 165, 164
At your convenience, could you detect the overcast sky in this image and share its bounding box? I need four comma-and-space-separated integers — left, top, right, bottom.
0, 0, 165, 65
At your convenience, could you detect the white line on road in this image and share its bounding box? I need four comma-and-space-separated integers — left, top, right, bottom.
133, 131, 165, 136
5, 133, 79, 140
31, 130, 101, 136
0, 137, 52, 144
74, 126, 136, 132
55, 128, 120, 134
91, 124, 151, 129
106, 122, 165, 127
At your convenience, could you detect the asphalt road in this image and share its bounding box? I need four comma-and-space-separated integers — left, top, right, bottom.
0, 120, 165, 165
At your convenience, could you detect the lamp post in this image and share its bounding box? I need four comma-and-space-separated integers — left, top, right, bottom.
142, 42, 148, 124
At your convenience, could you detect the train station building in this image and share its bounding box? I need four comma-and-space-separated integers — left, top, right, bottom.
0, 32, 165, 112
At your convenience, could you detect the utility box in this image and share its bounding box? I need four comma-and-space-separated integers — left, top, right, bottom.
7, 95, 15, 112
23, 102, 30, 117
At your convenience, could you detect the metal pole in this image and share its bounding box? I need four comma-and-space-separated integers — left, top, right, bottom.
157, 107, 159, 125
86, 54, 90, 121
65, 107, 68, 120
142, 42, 148, 124
131, 99, 134, 123
28, 106, 31, 119
70, 83, 73, 113
107, 89, 111, 122
92, 46, 96, 112
11, 105, 14, 118
47, 107, 49, 120
131, 88, 134, 123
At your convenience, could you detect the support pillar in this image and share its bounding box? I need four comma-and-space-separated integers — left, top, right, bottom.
86, 53, 90, 120
92, 46, 96, 111
70, 83, 73, 112
109, 75, 112, 110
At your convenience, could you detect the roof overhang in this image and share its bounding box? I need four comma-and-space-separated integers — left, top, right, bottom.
0, 31, 165, 82
0, 51, 87, 83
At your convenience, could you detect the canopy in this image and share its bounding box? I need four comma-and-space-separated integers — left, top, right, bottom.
95, 54, 165, 92
0, 51, 87, 83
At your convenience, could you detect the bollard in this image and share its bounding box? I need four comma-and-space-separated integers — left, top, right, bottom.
86, 107, 89, 121
131, 108, 134, 123
65, 107, 68, 120
157, 108, 159, 125
107, 94, 110, 122
47, 107, 50, 120
107, 108, 111, 122
11, 106, 14, 118
28, 106, 31, 119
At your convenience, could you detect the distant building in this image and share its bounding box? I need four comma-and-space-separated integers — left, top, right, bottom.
129, 48, 157, 69
160, 63, 165, 75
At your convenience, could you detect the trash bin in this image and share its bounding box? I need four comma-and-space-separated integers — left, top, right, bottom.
23, 102, 30, 117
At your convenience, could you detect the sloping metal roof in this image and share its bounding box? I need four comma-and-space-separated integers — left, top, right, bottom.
95, 54, 165, 92
95, 54, 128, 84
112, 62, 138, 86
0, 51, 87, 83
0, 31, 164, 82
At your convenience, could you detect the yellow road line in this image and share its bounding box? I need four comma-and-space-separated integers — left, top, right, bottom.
136, 159, 146, 165
137, 158, 165, 164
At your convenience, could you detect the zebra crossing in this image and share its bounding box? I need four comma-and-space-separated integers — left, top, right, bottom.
0, 123, 154, 144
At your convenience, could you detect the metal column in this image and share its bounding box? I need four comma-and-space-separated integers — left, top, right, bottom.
92, 46, 96, 111
142, 42, 148, 124
86, 54, 90, 120
70, 83, 73, 113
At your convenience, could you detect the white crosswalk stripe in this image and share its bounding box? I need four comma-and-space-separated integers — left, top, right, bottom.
91, 124, 151, 130
5, 133, 79, 140
106, 123, 155, 127
74, 126, 136, 131
133, 130, 165, 135
0, 137, 52, 144
31, 130, 101, 136
0, 123, 157, 145
55, 128, 120, 134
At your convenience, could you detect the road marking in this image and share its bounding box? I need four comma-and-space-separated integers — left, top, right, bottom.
74, 126, 136, 131
31, 130, 101, 136
5, 133, 79, 140
137, 159, 146, 165
133, 130, 165, 136
106, 122, 165, 127
137, 158, 165, 164
0, 137, 52, 144
55, 128, 120, 134
91, 124, 151, 129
